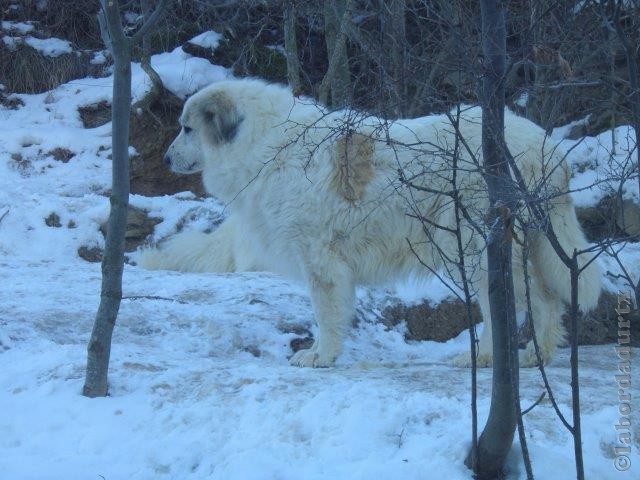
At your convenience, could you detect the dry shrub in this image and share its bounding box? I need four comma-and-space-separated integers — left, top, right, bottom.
1, 0, 101, 49
0, 43, 104, 94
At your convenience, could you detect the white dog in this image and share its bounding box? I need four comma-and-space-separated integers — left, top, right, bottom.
140, 79, 601, 368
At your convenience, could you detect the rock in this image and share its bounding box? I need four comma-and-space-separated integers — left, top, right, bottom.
9, 153, 31, 176
0, 92, 23, 109
576, 201, 617, 243
44, 212, 61, 227
243, 345, 262, 357
565, 110, 618, 140
616, 199, 640, 239
382, 299, 482, 342
77, 246, 102, 263
563, 291, 639, 346
290, 336, 314, 353
576, 195, 640, 242
99, 205, 162, 252
380, 290, 638, 347
48, 148, 75, 163
278, 322, 315, 353
78, 101, 111, 128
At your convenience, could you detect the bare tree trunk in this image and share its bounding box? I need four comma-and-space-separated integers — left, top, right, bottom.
568, 254, 585, 480
320, 0, 352, 108
283, 0, 302, 94
139, 0, 167, 106
467, 1, 519, 477
380, 0, 407, 117
449, 109, 479, 472
83, 0, 168, 398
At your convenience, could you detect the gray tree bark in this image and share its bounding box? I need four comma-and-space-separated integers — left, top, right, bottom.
139, 0, 168, 106
319, 0, 352, 108
83, 0, 168, 398
379, 0, 407, 117
466, 1, 519, 477
283, 0, 302, 94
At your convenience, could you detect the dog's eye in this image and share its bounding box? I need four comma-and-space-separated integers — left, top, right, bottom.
183, 126, 192, 133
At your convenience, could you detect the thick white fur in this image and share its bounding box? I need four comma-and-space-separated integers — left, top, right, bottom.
138, 216, 263, 273
140, 79, 601, 368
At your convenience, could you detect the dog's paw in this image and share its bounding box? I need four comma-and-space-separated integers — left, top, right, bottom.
289, 347, 336, 368
452, 351, 493, 368
518, 343, 549, 368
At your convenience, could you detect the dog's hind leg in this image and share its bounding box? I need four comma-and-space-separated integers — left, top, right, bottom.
517, 278, 566, 367
290, 261, 355, 368
452, 269, 495, 368
452, 248, 567, 368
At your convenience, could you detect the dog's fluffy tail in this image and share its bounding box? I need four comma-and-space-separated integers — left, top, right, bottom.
528, 197, 601, 311
138, 218, 237, 273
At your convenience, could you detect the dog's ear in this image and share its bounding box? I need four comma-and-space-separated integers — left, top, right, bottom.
200, 94, 243, 145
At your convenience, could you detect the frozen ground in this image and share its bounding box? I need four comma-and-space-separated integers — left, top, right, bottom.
0, 37, 638, 480
0, 262, 636, 480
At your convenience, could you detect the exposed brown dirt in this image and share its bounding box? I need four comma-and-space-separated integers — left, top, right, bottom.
48, 148, 75, 163
129, 93, 205, 197
44, 212, 61, 228
382, 299, 482, 343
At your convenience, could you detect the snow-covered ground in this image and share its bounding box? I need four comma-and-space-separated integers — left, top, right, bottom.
552, 120, 639, 208
0, 38, 638, 479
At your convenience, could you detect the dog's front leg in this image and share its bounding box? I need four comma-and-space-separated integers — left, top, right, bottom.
290, 266, 355, 368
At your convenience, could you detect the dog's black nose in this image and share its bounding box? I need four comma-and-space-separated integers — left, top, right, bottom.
163, 154, 171, 166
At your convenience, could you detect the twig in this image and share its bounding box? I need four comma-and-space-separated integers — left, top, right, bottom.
0, 207, 9, 225
122, 295, 187, 304
522, 391, 547, 416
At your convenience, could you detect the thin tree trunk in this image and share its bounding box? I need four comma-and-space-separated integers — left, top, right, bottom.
467, 1, 519, 477
139, 0, 167, 106
283, 0, 302, 94
83, 0, 168, 398
380, 0, 406, 117
83, 2, 132, 399
320, 0, 352, 108
450, 108, 479, 471
568, 255, 585, 480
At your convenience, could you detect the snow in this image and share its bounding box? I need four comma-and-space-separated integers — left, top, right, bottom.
1, 20, 34, 34
2, 35, 19, 50
1, 34, 73, 57
0, 34, 638, 480
91, 50, 107, 65
24, 36, 73, 57
139, 46, 228, 100
552, 123, 639, 208
0, 263, 634, 480
515, 92, 528, 108
189, 31, 222, 50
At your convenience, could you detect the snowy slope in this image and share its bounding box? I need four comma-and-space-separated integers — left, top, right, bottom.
552, 121, 639, 208
0, 43, 638, 479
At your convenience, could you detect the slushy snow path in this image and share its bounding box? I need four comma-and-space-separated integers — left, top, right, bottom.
0, 261, 634, 480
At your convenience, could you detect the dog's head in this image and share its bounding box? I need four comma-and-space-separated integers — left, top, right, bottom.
164, 86, 244, 174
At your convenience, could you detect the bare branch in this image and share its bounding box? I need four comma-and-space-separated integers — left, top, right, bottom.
132, 0, 170, 43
